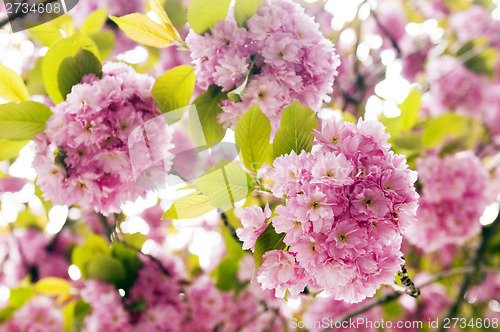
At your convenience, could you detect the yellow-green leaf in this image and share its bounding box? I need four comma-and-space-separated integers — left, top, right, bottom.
0, 101, 52, 141
150, 0, 182, 42
163, 191, 215, 219
235, 104, 272, 172
0, 139, 30, 161
35, 277, 72, 296
42, 32, 100, 103
400, 89, 421, 130
81, 9, 108, 34
187, 0, 231, 35
110, 13, 177, 48
152, 65, 196, 113
195, 161, 253, 208
234, 0, 263, 27
0, 64, 30, 102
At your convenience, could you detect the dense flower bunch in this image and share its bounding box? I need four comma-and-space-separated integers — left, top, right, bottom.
0, 295, 63, 332
186, 0, 339, 133
80, 280, 132, 332
32, 63, 173, 215
0, 228, 75, 288
239, 118, 419, 303
406, 152, 491, 253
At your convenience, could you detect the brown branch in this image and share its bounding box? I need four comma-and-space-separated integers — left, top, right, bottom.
438, 211, 500, 332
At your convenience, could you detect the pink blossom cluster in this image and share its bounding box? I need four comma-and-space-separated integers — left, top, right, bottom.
406, 152, 491, 253
422, 55, 489, 117
0, 228, 76, 288
33, 63, 173, 215
186, 0, 339, 133
80, 280, 132, 332
0, 295, 64, 332
239, 118, 419, 303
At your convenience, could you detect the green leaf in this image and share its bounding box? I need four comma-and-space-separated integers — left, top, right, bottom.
150, 0, 182, 42
86, 254, 127, 286
80, 9, 108, 34
195, 161, 253, 208
0, 101, 52, 141
71, 235, 110, 278
0, 139, 30, 161
35, 277, 72, 296
400, 89, 421, 130
163, 191, 215, 219
63, 300, 92, 332
234, 0, 263, 27
43, 32, 100, 103
89, 31, 116, 61
0, 64, 30, 102
235, 104, 272, 172
122, 232, 147, 249
152, 65, 196, 113
457, 41, 499, 78
111, 242, 144, 291
422, 113, 477, 148
254, 223, 286, 271
26, 57, 46, 96
212, 256, 240, 291
187, 0, 231, 34
28, 15, 75, 47
110, 13, 177, 48
0, 286, 34, 323
273, 100, 318, 158
57, 49, 103, 100
164, 0, 187, 28
190, 85, 227, 147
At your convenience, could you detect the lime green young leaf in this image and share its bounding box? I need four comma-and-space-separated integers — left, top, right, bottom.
163, 191, 215, 219
0, 139, 30, 161
273, 100, 318, 158
42, 32, 100, 104
254, 223, 286, 271
89, 31, 116, 60
63, 300, 91, 332
190, 85, 227, 147
57, 49, 102, 100
28, 15, 75, 47
150, 0, 182, 42
110, 13, 177, 48
234, 0, 263, 27
422, 113, 472, 148
26, 57, 46, 96
195, 161, 253, 208
0, 64, 30, 102
86, 254, 127, 285
187, 0, 231, 34
0, 286, 34, 323
81, 9, 108, 34
164, 0, 188, 28
0, 101, 52, 141
400, 89, 421, 130
152, 65, 195, 113
35, 277, 73, 296
235, 104, 272, 172
71, 235, 111, 278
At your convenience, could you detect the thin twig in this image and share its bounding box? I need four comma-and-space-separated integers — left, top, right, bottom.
438, 211, 500, 332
